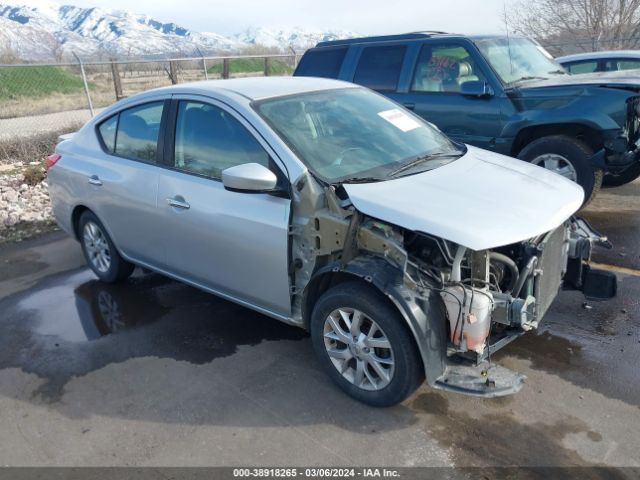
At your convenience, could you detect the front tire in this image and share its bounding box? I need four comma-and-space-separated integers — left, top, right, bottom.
310, 282, 424, 407
79, 211, 134, 283
518, 135, 602, 206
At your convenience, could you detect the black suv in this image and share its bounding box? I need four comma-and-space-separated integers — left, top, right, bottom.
294, 32, 640, 202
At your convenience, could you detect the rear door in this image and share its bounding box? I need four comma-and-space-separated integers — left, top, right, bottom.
156, 96, 292, 317
90, 100, 168, 265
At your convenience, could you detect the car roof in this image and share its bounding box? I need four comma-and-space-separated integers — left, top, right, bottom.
125, 76, 358, 104
314, 32, 520, 48
557, 50, 640, 63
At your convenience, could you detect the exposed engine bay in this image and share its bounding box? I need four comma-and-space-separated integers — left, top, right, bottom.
287, 172, 617, 397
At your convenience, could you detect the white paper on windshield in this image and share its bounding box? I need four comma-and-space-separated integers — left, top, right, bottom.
377, 109, 421, 132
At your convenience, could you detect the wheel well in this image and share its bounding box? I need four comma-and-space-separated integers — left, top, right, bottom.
511, 123, 603, 156
302, 271, 398, 329
71, 205, 90, 240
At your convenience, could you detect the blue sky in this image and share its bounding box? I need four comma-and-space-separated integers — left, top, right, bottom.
25, 0, 512, 35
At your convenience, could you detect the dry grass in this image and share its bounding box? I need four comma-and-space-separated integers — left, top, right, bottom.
0, 67, 289, 119
0, 127, 82, 165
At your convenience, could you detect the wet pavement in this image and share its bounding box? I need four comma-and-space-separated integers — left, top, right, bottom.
0, 181, 639, 468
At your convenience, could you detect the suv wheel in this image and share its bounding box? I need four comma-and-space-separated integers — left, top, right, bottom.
79, 211, 134, 283
310, 282, 424, 407
518, 135, 603, 206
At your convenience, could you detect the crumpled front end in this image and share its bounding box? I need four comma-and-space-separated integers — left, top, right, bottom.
290, 170, 615, 398
404, 219, 616, 396
599, 95, 640, 173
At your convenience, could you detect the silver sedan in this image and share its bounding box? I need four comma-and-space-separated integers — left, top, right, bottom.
47, 77, 606, 406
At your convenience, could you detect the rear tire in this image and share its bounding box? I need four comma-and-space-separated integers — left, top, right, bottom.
79, 211, 134, 283
310, 281, 424, 407
518, 135, 602, 206
603, 162, 640, 187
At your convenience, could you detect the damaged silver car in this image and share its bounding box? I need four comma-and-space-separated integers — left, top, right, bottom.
47, 77, 616, 406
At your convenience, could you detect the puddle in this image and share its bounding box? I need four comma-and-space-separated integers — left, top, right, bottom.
0, 268, 308, 402
412, 392, 601, 468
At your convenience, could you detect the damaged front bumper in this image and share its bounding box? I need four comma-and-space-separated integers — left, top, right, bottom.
427, 219, 616, 398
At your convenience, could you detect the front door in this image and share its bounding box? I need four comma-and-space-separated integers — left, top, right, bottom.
157, 98, 292, 317
389, 42, 508, 152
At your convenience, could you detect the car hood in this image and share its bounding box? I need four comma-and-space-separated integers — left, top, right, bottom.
518, 70, 640, 90
343, 146, 583, 250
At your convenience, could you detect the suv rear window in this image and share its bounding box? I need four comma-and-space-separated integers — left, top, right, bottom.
295, 47, 348, 78
353, 45, 406, 92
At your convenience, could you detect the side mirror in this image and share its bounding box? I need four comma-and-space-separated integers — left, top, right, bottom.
221, 163, 278, 193
460, 80, 494, 98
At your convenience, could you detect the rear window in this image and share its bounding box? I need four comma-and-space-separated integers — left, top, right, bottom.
97, 102, 164, 161
295, 47, 348, 78
353, 45, 406, 92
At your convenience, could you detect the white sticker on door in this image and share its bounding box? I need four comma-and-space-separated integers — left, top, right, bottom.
377, 108, 421, 132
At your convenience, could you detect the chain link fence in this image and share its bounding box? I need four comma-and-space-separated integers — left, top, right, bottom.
0, 53, 298, 164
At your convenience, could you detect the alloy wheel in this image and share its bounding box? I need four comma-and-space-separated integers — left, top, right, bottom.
323, 308, 395, 391
83, 221, 112, 273
531, 153, 578, 182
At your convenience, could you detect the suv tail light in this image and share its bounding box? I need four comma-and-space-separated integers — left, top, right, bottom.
46, 153, 61, 169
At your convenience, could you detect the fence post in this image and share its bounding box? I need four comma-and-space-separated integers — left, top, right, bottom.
72, 51, 94, 117
222, 58, 230, 79
203, 57, 209, 80
169, 60, 179, 84
110, 61, 123, 100
196, 48, 209, 80
289, 46, 299, 69
264, 57, 270, 76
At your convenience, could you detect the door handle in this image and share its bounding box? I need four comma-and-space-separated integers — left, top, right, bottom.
403, 103, 416, 111
88, 175, 102, 186
167, 196, 190, 210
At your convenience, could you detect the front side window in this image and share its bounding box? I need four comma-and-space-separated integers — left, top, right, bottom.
174, 101, 270, 179
566, 60, 599, 74
474, 37, 566, 85
411, 44, 486, 93
353, 45, 406, 91
255, 88, 463, 183
114, 102, 164, 162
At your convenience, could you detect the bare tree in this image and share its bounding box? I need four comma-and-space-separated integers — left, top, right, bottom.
50, 40, 64, 63
0, 46, 20, 64
506, 0, 640, 53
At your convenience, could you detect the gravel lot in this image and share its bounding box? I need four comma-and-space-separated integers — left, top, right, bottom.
0, 178, 638, 471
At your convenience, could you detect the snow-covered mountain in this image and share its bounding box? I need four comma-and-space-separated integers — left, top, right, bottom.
233, 26, 361, 51
0, 1, 361, 61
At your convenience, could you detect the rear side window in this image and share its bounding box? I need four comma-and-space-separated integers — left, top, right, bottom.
566, 60, 598, 74
353, 45, 406, 92
115, 102, 164, 162
295, 47, 348, 78
98, 115, 118, 153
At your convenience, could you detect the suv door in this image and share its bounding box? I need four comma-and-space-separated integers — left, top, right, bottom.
157, 97, 292, 317
387, 41, 508, 152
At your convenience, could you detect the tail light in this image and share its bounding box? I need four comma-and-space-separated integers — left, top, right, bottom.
45, 153, 61, 170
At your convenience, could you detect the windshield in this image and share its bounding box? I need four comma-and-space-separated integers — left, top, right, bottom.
474, 37, 566, 85
254, 88, 463, 183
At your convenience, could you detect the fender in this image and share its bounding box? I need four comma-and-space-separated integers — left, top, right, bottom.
308, 255, 447, 386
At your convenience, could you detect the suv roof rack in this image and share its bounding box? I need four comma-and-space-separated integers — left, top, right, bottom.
315, 31, 449, 48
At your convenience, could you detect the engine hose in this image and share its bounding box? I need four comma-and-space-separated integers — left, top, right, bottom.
489, 252, 519, 293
